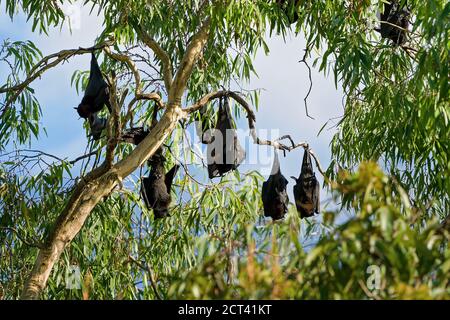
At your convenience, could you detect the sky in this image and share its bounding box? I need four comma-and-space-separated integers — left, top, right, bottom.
0, 3, 344, 213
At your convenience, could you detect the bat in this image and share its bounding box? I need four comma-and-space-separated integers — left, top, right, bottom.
76, 52, 111, 119
262, 151, 289, 220
275, 0, 300, 24
207, 96, 245, 179
88, 112, 107, 140
291, 149, 320, 219
376, 0, 410, 45
120, 127, 149, 145
141, 149, 179, 219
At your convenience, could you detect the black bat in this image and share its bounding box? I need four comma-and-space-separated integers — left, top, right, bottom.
88, 112, 107, 140
141, 149, 179, 219
275, 0, 300, 24
292, 149, 320, 219
262, 151, 289, 220
207, 96, 245, 179
76, 52, 111, 119
120, 127, 149, 145
376, 0, 410, 45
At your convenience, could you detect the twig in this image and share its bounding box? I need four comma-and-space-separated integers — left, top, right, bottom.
69, 149, 101, 165
0, 227, 44, 249
299, 45, 314, 119
105, 73, 121, 168
128, 255, 162, 300
0, 40, 114, 117
183, 90, 327, 177
134, 26, 173, 91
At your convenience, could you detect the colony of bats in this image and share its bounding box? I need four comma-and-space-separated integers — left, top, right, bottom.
74, 0, 409, 219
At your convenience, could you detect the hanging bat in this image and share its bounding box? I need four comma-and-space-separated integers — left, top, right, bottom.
120, 127, 150, 145
275, 0, 300, 24
207, 96, 245, 179
141, 149, 179, 219
76, 52, 111, 119
262, 151, 289, 220
376, 0, 410, 45
88, 112, 107, 140
292, 149, 320, 219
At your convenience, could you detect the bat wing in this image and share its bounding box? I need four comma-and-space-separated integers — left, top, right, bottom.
222, 99, 245, 169
293, 179, 313, 219
300, 149, 314, 178
85, 53, 108, 97
313, 176, 320, 214
271, 173, 289, 220
223, 131, 245, 167
93, 86, 110, 112
121, 127, 149, 145
165, 164, 180, 193
152, 179, 171, 219
233, 135, 246, 167
88, 113, 107, 140
261, 179, 271, 217
207, 137, 221, 179
380, 2, 394, 22
281, 175, 289, 208
141, 177, 155, 209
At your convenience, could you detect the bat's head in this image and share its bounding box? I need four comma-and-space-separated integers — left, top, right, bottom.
154, 208, 169, 219
76, 103, 91, 119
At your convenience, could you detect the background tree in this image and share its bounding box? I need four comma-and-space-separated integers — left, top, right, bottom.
0, 0, 448, 299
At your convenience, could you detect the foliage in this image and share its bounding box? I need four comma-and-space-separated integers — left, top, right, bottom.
0, 0, 448, 299
168, 163, 450, 300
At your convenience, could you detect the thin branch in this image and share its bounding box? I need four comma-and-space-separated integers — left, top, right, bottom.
0, 227, 44, 249
184, 90, 327, 177
105, 74, 121, 168
135, 26, 173, 91
358, 279, 381, 300
103, 47, 142, 95
69, 149, 101, 165
123, 92, 164, 131
299, 45, 314, 119
0, 40, 114, 117
128, 255, 162, 300
169, 18, 211, 104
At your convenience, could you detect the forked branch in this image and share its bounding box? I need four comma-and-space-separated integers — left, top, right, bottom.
0, 40, 114, 117
184, 90, 326, 177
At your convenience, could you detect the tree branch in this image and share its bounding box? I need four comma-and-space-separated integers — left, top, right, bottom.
299, 45, 314, 119
184, 90, 326, 177
0, 40, 114, 117
103, 46, 142, 95
105, 74, 121, 168
69, 149, 101, 165
128, 255, 162, 300
135, 26, 173, 92
20, 14, 210, 300
168, 18, 211, 104
0, 227, 44, 249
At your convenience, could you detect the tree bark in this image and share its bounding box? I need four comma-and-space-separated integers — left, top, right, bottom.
20, 18, 210, 299
20, 104, 184, 299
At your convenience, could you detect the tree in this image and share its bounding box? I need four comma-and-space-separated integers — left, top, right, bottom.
0, 0, 448, 300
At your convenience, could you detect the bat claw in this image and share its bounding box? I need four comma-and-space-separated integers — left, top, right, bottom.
275, 135, 296, 150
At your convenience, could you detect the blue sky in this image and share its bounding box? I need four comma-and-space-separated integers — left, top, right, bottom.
0, 3, 344, 212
